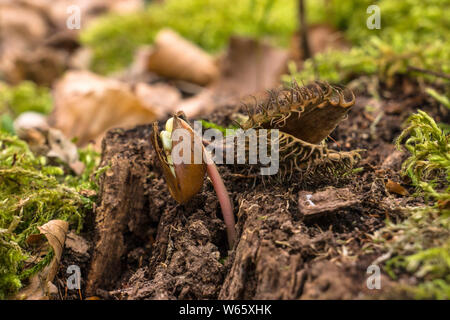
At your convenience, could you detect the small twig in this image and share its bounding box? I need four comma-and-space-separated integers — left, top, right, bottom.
298, 0, 311, 60
407, 66, 450, 80
370, 111, 384, 140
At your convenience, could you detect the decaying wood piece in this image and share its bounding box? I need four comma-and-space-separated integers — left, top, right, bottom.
86, 125, 159, 295
298, 187, 360, 219
113, 193, 227, 300
219, 190, 331, 299
89, 108, 386, 300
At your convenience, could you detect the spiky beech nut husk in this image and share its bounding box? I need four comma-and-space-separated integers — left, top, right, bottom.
241, 81, 355, 144
151, 111, 206, 203
238, 81, 360, 178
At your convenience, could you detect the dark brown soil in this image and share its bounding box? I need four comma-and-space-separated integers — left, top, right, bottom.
57, 78, 448, 300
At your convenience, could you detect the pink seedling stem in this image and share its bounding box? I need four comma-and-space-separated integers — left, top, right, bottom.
204, 150, 236, 248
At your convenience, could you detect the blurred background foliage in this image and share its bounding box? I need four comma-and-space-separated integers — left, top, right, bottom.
81, 0, 296, 74
289, 0, 450, 83
1, 0, 449, 299
82, 0, 450, 82
0, 82, 52, 134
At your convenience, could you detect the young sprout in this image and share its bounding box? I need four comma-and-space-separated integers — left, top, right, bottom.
152, 114, 206, 204
151, 112, 236, 248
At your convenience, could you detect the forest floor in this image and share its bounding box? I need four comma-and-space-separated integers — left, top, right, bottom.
55, 76, 448, 300
1, 0, 449, 302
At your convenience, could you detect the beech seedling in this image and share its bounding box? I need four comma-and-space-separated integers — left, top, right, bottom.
151, 112, 236, 247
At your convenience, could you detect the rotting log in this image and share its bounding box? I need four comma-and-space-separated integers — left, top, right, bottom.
86, 91, 396, 299
86, 125, 159, 295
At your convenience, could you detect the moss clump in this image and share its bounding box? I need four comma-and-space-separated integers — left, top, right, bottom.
0, 81, 52, 134
286, 0, 450, 85
396, 110, 450, 202
81, 0, 297, 74
372, 111, 449, 299
379, 206, 450, 299
64, 144, 102, 192
426, 88, 450, 111
200, 120, 239, 136
286, 36, 450, 85
0, 134, 96, 299
307, 0, 450, 46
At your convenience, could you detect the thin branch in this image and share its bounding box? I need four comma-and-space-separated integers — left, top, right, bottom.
298, 0, 311, 60
407, 66, 450, 80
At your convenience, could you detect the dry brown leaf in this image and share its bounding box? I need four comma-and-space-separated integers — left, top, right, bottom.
147, 29, 219, 86
385, 179, 408, 196
25, 234, 45, 246
0, 0, 144, 84
0, 2, 68, 85
0, 3, 50, 84
68, 47, 93, 70
134, 82, 182, 118
437, 199, 450, 210
17, 220, 69, 300
16, 0, 143, 29
0, 3, 48, 42
14, 46, 68, 86
178, 36, 289, 117
220, 36, 289, 95
49, 70, 157, 148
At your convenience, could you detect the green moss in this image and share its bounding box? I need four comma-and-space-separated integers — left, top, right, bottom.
0, 81, 52, 116
395, 110, 450, 202
426, 88, 450, 110
18, 249, 54, 282
286, 35, 450, 85
0, 134, 96, 299
319, 0, 450, 45
200, 120, 239, 136
373, 111, 449, 300
64, 144, 102, 192
382, 212, 450, 299
286, 0, 450, 84
0, 240, 23, 299
409, 278, 450, 300
80, 11, 160, 75
0, 81, 52, 134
